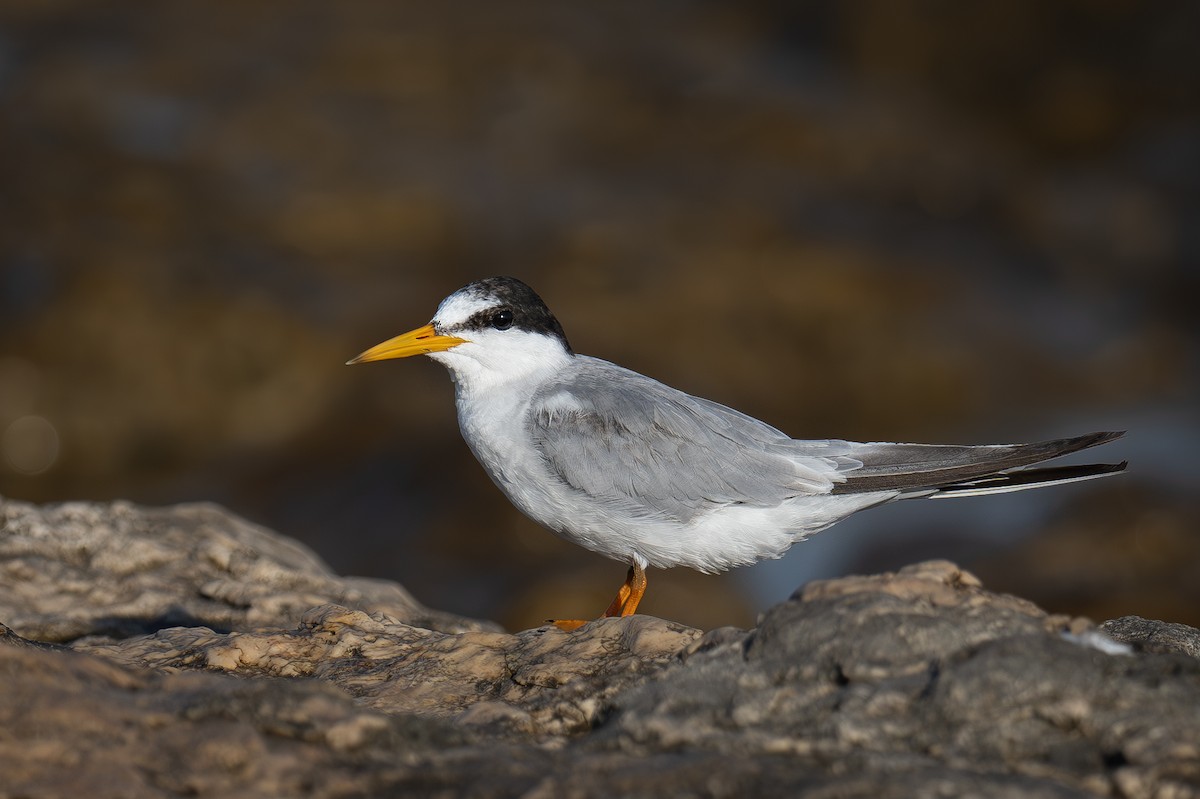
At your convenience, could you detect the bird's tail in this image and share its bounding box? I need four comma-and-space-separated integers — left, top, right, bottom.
831, 431, 1127, 498
924, 459, 1127, 499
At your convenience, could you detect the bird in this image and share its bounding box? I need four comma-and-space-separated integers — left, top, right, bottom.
348, 276, 1126, 629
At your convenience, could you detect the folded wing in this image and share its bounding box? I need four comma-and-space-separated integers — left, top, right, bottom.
527, 358, 853, 523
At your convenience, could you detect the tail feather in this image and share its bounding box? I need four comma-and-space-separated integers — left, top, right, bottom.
926, 460, 1128, 499
832, 431, 1126, 496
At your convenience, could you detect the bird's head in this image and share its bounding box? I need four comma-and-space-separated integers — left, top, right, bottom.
348, 276, 574, 391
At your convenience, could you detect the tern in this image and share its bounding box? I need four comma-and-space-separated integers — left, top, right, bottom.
349, 276, 1125, 629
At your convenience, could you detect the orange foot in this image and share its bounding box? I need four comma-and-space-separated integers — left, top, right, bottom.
549, 563, 647, 632
550, 618, 589, 632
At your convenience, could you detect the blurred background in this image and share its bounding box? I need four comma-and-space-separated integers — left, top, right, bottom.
1, 1, 1196, 631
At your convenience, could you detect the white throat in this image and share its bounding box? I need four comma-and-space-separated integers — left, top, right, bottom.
428, 329, 573, 397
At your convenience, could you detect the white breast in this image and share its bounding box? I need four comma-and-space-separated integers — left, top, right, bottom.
452, 370, 654, 564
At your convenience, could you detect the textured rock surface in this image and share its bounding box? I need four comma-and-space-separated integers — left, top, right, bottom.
0, 497, 495, 640
77, 605, 699, 739
1102, 615, 1200, 659
3, 497, 1200, 797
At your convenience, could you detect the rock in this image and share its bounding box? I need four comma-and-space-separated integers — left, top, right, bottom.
75, 604, 700, 739
3, 498, 1200, 797
606, 561, 1200, 796
0, 641, 473, 799
1101, 615, 1200, 659
0, 496, 495, 641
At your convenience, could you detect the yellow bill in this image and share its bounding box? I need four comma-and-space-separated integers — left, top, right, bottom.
346, 323, 467, 364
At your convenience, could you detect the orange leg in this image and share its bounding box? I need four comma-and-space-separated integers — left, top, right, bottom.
607, 562, 646, 617
602, 566, 635, 617
552, 562, 647, 631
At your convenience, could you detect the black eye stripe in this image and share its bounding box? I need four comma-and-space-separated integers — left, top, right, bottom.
460, 307, 513, 331
446, 277, 575, 355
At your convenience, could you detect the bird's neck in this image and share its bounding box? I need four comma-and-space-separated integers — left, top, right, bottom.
432, 344, 574, 399
447, 350, 574, 459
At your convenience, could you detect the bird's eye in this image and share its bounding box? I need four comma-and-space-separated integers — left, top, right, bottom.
491, 309, 514, 330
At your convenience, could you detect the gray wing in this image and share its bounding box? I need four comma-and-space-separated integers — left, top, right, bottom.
527, 358, 856, 523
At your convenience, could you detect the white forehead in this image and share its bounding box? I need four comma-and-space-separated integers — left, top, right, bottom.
433, 289, 499, 327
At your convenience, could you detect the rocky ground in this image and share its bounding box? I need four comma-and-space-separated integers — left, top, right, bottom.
2, 496, 1198, 798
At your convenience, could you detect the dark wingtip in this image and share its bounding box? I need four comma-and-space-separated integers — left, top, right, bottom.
1077, 430, 1125, 446
1080, 460, 1129, 477
1046, 430, 1126, 457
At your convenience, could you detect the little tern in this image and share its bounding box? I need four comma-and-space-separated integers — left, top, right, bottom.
349, 276, 1125, 629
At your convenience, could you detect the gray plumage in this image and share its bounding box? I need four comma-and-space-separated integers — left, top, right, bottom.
528, 359, 862, 524
526, 357, 1124, 532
